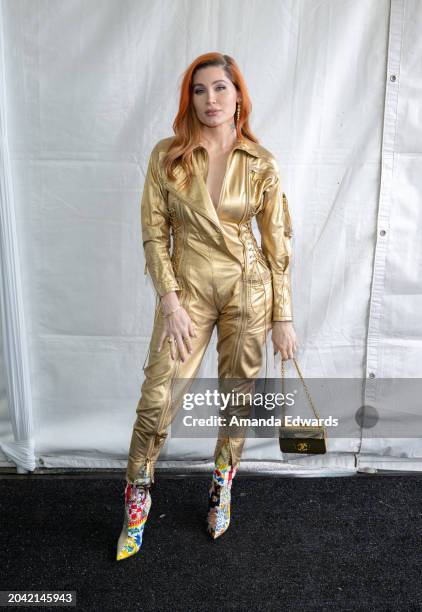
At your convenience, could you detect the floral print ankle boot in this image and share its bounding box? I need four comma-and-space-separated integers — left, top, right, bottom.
207, 441, 238, 539
116, 466, 152, 561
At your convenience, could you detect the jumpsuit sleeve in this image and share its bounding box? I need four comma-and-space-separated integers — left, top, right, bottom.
256, 157, 294, 322
141, 145, 181, 297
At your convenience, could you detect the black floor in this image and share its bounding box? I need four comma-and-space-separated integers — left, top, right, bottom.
1, 473, 422, 611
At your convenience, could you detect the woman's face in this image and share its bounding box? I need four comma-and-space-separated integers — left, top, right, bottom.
191, 65, 240, 130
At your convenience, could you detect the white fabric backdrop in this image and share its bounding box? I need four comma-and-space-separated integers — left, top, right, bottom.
0, 0, 421, 475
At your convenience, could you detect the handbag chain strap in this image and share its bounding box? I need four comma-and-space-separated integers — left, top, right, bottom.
281, 357, 321, 421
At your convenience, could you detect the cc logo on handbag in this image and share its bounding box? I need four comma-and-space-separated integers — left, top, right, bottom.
296, 442, 310, 452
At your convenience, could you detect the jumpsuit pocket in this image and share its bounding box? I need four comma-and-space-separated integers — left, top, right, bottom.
246, 260, 273, 326
248, 258, 272, 285
247, 275, 273, 327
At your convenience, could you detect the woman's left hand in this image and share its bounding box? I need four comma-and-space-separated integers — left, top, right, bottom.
272, 321, 298, 360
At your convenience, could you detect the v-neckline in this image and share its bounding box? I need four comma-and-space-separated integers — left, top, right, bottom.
202, 147, 235, 213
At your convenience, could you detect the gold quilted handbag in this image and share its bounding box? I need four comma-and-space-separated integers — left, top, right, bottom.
279, 357, 327, 454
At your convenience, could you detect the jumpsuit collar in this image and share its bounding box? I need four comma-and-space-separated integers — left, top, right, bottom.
192, 137, 260, 158
163, 138, 261, 234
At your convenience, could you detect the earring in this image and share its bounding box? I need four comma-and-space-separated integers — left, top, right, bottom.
236, 102, 241, 124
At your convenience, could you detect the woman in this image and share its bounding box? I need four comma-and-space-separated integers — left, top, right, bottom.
116, 52, 298, 561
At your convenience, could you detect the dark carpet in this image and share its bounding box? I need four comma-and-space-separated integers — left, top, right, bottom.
1, 473, 422, 611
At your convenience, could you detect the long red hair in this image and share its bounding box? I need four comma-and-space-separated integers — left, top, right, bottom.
163, 52, 259, 188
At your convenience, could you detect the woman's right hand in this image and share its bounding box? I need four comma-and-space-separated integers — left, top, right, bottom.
157, 304, 197, 362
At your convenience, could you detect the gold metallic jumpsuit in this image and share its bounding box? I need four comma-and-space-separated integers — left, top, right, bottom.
126, 136, 294, 484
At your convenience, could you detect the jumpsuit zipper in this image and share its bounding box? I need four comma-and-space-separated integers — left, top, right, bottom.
204, 146, 241, 468
224, 156, 250, 467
